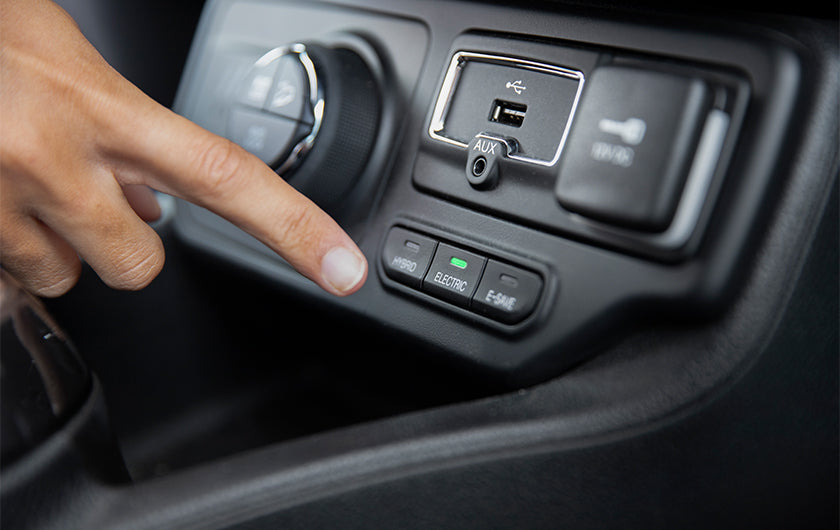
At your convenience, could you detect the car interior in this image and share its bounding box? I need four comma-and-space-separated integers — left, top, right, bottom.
1, 0, 837, 528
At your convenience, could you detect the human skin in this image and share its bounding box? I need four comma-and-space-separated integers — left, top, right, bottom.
0, 0, 367, 297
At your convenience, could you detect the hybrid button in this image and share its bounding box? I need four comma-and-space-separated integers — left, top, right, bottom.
382, 227, 438, 289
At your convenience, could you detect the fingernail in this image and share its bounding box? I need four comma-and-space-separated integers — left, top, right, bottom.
321, 246, 366, 294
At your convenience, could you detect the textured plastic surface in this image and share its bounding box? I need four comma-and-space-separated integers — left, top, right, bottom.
174, 0, 797, 382
288, 45, 381, 210
24, 1, 838, 529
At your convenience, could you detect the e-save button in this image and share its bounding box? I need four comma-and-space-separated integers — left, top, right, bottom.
422, 244, 486, 307
472, 260, 542, 324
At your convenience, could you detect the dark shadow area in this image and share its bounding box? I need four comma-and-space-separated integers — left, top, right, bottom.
45, 228, 498, 479
57, 0, 206, 108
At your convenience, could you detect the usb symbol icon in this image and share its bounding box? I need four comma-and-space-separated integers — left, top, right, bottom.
505, 80, 526, 95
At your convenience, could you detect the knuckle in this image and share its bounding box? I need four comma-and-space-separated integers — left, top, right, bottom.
1, 242, 82, 298
51, 188, 112, 230
33, 265, 82, 297
1, 139, 39, 176
1, 134, 56, 193
190, 136, 246, 200
272, 202, 318, 255
55, 185, 96, 215
106, 242, 164, 291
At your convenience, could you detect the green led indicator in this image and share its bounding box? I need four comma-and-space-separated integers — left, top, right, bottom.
450, 257, 468, 269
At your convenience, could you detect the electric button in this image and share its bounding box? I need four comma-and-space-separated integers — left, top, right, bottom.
382, 228, 437, 289
471, 261, 543, 324
555, 66, 712, 232
422, 244, 486, 307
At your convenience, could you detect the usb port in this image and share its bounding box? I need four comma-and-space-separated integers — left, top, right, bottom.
489, 99, 527, 127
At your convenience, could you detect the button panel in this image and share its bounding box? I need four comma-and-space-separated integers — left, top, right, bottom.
381, 227, 543, 324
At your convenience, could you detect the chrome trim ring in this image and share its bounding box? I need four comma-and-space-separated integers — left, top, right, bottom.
428, 51, 585, 167
247, 43, 325, 175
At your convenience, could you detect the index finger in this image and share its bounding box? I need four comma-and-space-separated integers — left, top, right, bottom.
116, 101, 367, 296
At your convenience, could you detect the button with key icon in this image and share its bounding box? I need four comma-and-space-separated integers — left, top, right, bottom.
555, 65, 713, 232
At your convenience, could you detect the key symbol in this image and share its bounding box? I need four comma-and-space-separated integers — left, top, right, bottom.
597, 117, 647, 145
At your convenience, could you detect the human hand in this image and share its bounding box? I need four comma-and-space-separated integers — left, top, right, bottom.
0, 0, 367, 297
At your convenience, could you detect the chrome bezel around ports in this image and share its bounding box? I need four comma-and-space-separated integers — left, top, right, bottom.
428, 51, 585, 168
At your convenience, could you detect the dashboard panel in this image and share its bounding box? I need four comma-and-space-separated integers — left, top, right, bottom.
2, 1, 837, 529
174, 0, 816, 384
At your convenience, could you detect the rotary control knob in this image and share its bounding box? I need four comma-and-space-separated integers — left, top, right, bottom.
228, 42, 381, 209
